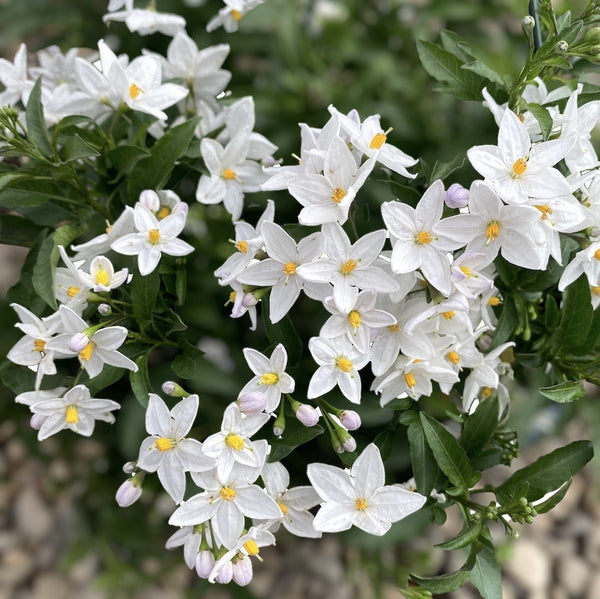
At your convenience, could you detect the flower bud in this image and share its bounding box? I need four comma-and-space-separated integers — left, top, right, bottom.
30, 413, 46, 430
242, 292, 259, 308
98, 303, 112, 316
237, 391, 267, 415
336, 428, 357, 452
445, 183, 469, 209
196, 550, 215, 579
232, 555, 253, 586
214, 560, 233, 584
68, 331, 90, 353
139, 189, 160, 212
339, 410, 361, 431
584, 27, 600, 44
122, 461, 136, 474
295, 404, 320, 427
521, 15, 535, 32
115, 478, 143, 507
554, 40, 569, 54
162, 381, 190, 397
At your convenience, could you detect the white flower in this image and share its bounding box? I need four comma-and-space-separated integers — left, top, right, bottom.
103, 7, 186, 36
76, 255, 129, 293
206, 0, 266, 33
0, 43, 33, 106
137, 394, 215, 504
307, 443, 427, 535
111, 203, 193, 276
29, 384, 120, 441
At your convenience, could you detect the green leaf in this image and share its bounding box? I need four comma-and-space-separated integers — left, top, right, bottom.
86, 365, 125, 396
488, 294, 517, 351
263, 300, 303, 367
60, 134, 100, 163
435, 521, 483, 551
130, 355, 150, 407
428, 154, 466, 184
268, 418, 324, 462
106, 145, 150, 175
526, 103, 553, 140
171, 341, 204, 379
544, 294, 560, 329
470, 546, 502, 599
439, 30, 473, 62
533, 480, 571, 514
420, 412, 479, 492
495, 440, 593, 503
26, 78, 54, 158
0, 359, 35, 394
410, 565, 471, 594
539, 380, 585, 403
0, 214, 44, 247
407, 420, 441, 496
469, 448, 503, 471
573, 307, 600, 356
462, 59, 505, 87
130, 269, 160, 327
460, 395, 499, 457
554, 275, 593, 355
127, 117, 200, 197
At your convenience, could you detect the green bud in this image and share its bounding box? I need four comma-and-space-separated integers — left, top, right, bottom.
554, 41, 569, 54
522, 15, 535, 31
525, 515, 534, 524
584, 27, 600, 44
519, 497, 528, 507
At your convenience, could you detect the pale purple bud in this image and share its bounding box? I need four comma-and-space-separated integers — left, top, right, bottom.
340, 410, 361, 431
342, 436, 357, 452
122, 461, 136, 474
139, 189, 160, 212
295, 404, 320, 427
171, 201, 188, 216
242, 292, 259, 308
214, 560, 233, 584
445, 183, 469, 209
68, 332, 90, 353
196, 550, 215, 579
232, 556, 253, 586
115, 478, 142, 507
273, 423, 284, 437
161, 381, 189, 397
30, 413, 46, 430
98, 303, 112, 316
237, 391, 267, 415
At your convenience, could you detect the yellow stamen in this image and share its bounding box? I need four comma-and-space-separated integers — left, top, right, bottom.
341, 259, 357, 274
512, 158, 528, 176
355, 497, 368, 511
148, 229, 160, 244
336, 357, 353, 373
404, 372, 416, 388
66, 405, 78, 424
446, 351, 460, 365
592, 286, 600, 295
487, 296, 501, 306
231, 9, 242, 21
225, 433, 245, 451
106, 225, 112, 234
129, 83, 142, 99
534, 204, 553, 220
261, 373, 279, 385
222, 168, 236, 180
331, 187, 346, 203
517, 114, 525, 123
369, 132, 387, 150
235, 240, 248, 253
243, 539, 259, 555
459, 266, 472, 278
485, 221, 500, 245
283, 262, 297, 275
441, 310, 455, 320
348, 310, 361, 330
277, 501, 288, 515
388, 323, 400, 333
155, 437, 174, 452
95, 267, 109, 287
34, 339, 46, 352
67, 286, 80, 298
594, 249, 600, 261
481, 386, 493, 398
416, 231, 433, 244
229, 291, 237, 302
157, 206, 171, 220
79, 342, 94, 362
220, 486, 237, 501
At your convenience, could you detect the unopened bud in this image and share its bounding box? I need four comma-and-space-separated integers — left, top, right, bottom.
521, 15, 535, 31
30, 413, 46, 430
98, 303, 112, 316
139, 189, 160, 212
232, 555, 253, 586
196, 550, 215, 579
68, 331, 90, 353
340, 410, 361, 431
242, 292, 259, 308
336, 428, 357, 452
445, 183, 469, 208
122, 461, 136, 474
115, 478, 143, 507
237, 391, 267, 414
554, 40, 569, 54
162, 381, 190, 397
214, 560, 233, 584
585, 27, 600, 43
295, 404, 320, 427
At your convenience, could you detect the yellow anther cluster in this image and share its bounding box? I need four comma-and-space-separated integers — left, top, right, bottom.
355, 497, 368, 511
348, 310, 362, 330
441, 311, 455, 320
446, 351, 460, 365
220, 486, 237, 501
283, 262, 297, 275
416, 231, 433, 244
79, 342, 94, 362
261, 373, 279, 385
534, 204, 553, 220
235, 240, 248, 253
148, 229, 161, 244
277, 501, 288, 515
459, 266, 472, 278
95, 267, 109, 287
155, 437, 174, 452
243, 539, 259, 555
222, 168, 237, 180
129, 83, 142, 99
336, 357, 353, 373
341, 259, 357, 274
486, 221, 500, 243
369, 132, 387, 149
404, 372, 417, 388
225, 433, 245, 451
66, 405, 79, 424
512, 157, 528, 176
67, 286, 80, 298
157, 206, 171, 220
331, 187, 346, 203
34, 339, 46, 352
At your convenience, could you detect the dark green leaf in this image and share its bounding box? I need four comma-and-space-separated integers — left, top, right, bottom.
26, 78, 54, 158
407, 420, 441, 496
171, 341, 204, 379
539, 380, 585, 403
0, 214, 44, 247
0, 359, 35, 394
573, 307, 600, 356
554, 275, 593, 354
488, 294, 517, 351
106, 145, 150, 175
469, 447, 504, 471
61, 134, 100, 163
176, 266, 187, 305
87, 365, 125, 396
263, 300, 303, 367
420, 412, 479, 492
410, 565, 471, 594
130, 355, 150, 407
460, 395, 499, 457
428, 154, 466, 184
32, 231, 57, 309
533, 480, 571, 514
435, 520, 483, 551
439, 30, 473, 62
495, 440, 593, 503
130, 269, 160, 327
470, 546, 502, 599
462, 59, 505, 87
268, 419, 324, 462
526, 103, 553, 140
544, 294, 560, 329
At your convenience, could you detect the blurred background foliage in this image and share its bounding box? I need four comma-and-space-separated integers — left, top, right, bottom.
0, 0, 596, 597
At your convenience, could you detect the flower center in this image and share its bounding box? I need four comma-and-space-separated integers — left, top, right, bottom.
66, 405, 79, 424
129, 83, 142, 99
79, 342, 94, 361
148, 229, 161, 244
404, 372, 416, 388
67, 286, 80, 298
229, 291, 237, 302
512, 158, 528, 176
369, 132, 387, 149
459, 266, 472, 278
416, 230, 433, 244
235, 240, 248, 253
331, 187, 346, 203
481, 386, 493, 398
348, 310, 361, 330
95, 267, 109, 287
34, 338, 46, 352
261, 372, 279, 385
594, 249, 600, 261
231, 9, 242, 21
593, 285, 600, 295
220, 486, 237, 501
485, 221, 500, 245
243, 539, 259, 555
534, 204, 553, 220
388, 323, 400, 333
446, 351, 460, 365
157, 206, 171, 220
441, 310, 455, 320
355, 497, 368, 511
155, 437, 174, 452
487, 296, 501, 306
341, 259, 357, 274
277, 501, 288, 515
335, 357, 353, 373
225, 433, 245, 451
222, 168, 237, 180
283, 262, 297, 275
